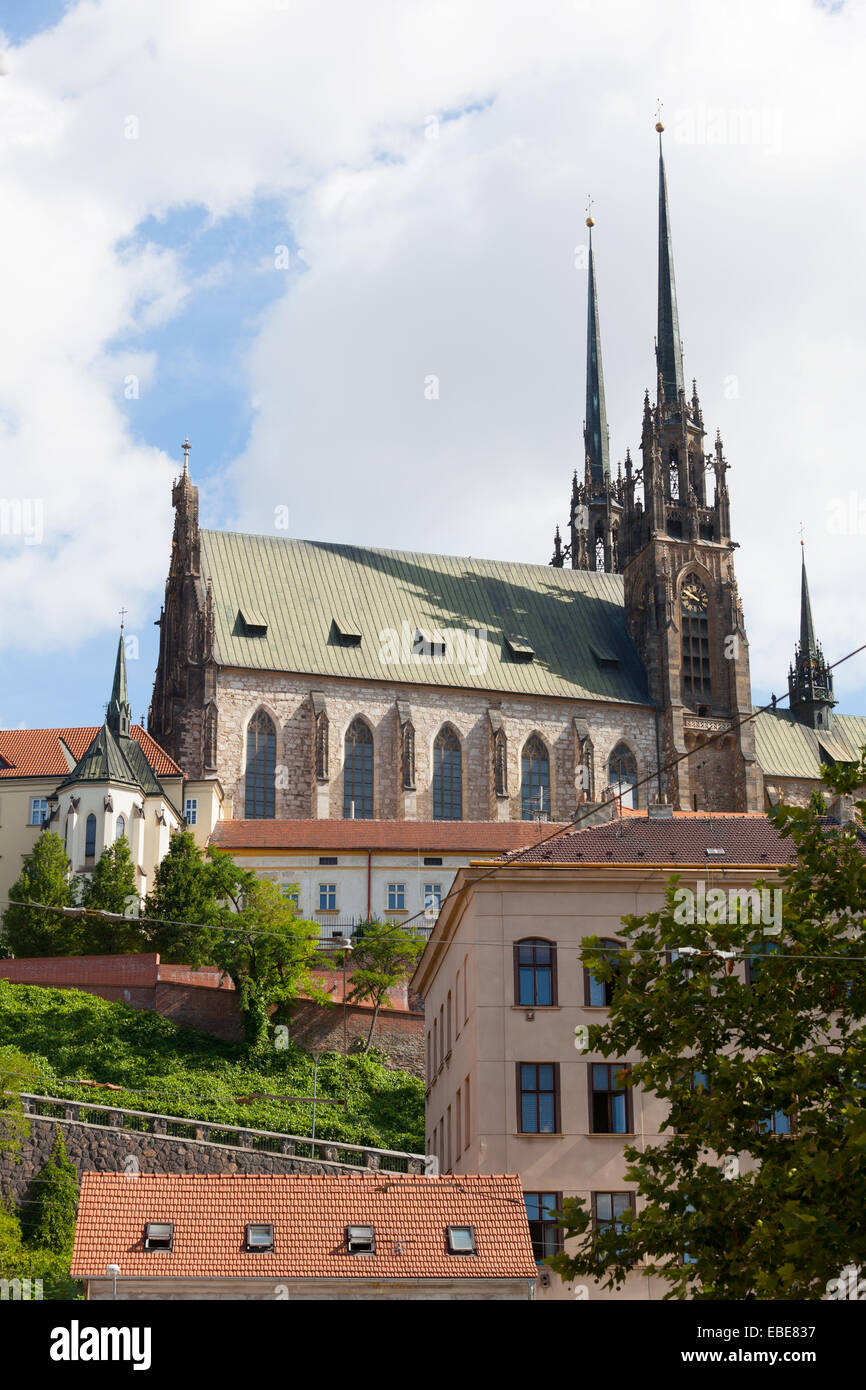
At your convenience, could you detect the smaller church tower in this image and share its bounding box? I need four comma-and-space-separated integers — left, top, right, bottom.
552, 214, 622, 571
788, 544, 835, 732
107, 628, 132, 739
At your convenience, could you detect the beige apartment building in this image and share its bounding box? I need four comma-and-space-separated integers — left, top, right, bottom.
411, 809, 812, 1301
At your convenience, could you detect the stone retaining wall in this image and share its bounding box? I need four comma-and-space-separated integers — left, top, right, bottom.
0, 1114, 358, 1211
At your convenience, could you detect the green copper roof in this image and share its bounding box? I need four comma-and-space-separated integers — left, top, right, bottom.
199, 531, 651, 706
754, 709, 866, 780
55, 723, 165, 796
56, 723, 140, 791
657, 138, 685, 404
585, 227, 610, 482
107, 632, 132, 738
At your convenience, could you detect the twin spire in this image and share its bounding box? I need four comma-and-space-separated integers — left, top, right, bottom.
656, 121, 685, 405
799, 542, 818, 657
584, 215, 610, 484
584, 118, 685, 468
551, 119, 687, 570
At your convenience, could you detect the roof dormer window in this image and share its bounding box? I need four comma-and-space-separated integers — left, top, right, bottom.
346, 1225, 376, 1255
245, 1223, 274, 1252
143, 1222, 174, 1251
446, 1225, 477, 1255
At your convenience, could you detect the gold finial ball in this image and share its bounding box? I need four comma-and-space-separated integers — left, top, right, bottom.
585, 215, 595, 227
655, 120, 665, 133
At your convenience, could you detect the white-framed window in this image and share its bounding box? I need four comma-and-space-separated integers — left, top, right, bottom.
116, 815, 126, 839
387, 883, 406, 911
29, 797, 48, 826
424, 882, 442, 912
319, 883, 337, 911
184, 797, 198, 826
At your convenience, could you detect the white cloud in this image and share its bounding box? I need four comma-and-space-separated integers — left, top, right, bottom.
0, 0, 864, 709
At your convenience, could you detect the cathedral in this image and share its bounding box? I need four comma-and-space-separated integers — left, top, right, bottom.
148, 127, 866, 825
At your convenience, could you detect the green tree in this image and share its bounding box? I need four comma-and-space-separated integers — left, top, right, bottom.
342, 921, 424, 1050
1, 832, 76, 957
24, 1126, 79, 1256
143, 829, 219, 966
0, 1043, 39, 1158
550, 752, 866, 1300
0, 1198, 25, 1277
208, 858, 325, 1052
77, 837, 144, 954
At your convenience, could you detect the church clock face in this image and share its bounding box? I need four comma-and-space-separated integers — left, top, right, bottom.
681, 580, 708, 614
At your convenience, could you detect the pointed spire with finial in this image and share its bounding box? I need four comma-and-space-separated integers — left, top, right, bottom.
584, 198, 611, 484
655, 107, 685, 407
182, 436, 191, 477
107, 613, 132, 740
799, 534, 818, 657
788, 529, 835, 730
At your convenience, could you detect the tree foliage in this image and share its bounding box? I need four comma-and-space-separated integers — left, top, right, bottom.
343, 921, 425, 1049
77, 837, 143, 954
1, 832, 76, 957
143, 829, 221, 966
24, 1126, 79, 1256
208, 856, 325, 1051
0, 1045, 38, 1158
550, 753, 866, 1300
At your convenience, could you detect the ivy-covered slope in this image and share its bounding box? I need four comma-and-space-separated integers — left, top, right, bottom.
0, 980, 424, 1154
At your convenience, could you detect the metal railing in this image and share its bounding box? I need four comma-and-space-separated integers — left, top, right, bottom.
17, 1093, 433, 1174
314, 915, 434, 948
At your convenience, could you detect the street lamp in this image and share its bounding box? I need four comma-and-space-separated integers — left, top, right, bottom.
106, 1264, 120, 1301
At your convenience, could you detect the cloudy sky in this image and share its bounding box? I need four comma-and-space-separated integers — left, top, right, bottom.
0, 0, 863, 733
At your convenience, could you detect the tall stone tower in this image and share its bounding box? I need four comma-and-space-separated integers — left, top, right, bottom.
148, 439, 216, 779
618, 126, 762, 811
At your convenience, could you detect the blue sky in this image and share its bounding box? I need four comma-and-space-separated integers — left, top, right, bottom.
0, 0, 864, 737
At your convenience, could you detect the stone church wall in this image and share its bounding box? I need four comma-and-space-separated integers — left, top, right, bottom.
214, 669, 659, 823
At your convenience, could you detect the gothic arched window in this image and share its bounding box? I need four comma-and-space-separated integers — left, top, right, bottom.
669, 449, 680, 501
204, 704, 218, 770
245, 709, 276, 819
521, 734, 550, 820
401, 721, 416, 790
681, 576, 710, 702
343, 717, 373, 819
608, 742, 637, 809
593, 521, 605, 572
116, 815, 126, 840
85, 813, 97, 861
493, 727, 508, 797
432, 726, 462, 821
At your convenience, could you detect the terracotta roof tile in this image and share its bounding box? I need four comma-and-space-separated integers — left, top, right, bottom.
0, 726, 182, 779
209, 819, 570, 853
70, 1173, 538, 1282
509, 814, 866, 865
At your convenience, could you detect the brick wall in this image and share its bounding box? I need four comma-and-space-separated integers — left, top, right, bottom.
0, 954, 424, 1072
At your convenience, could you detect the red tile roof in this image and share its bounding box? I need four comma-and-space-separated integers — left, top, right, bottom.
507, 814, 866, 866
0, 726, 182, 779
70, 1172, 538, 1282
209, 818, 570, 852
509, 815, 795, 865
